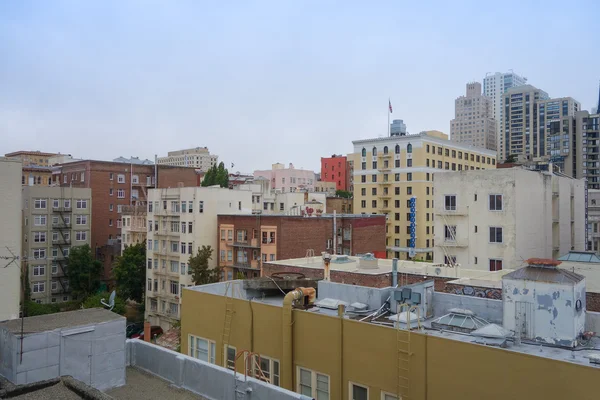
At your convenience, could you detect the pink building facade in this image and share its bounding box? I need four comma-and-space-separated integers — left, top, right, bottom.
253, 163, 316, 193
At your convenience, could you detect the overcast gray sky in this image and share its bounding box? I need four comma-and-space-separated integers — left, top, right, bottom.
1, 0, 599, 173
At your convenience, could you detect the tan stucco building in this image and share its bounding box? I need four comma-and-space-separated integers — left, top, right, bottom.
450, 82, 496, 151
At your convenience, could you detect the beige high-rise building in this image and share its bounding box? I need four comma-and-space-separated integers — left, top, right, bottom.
450, 82, 496, 151
350, 131, 497, 261
22, 187, 92, 304
157, 147, 218, 171
0, 158, 22, 321
145, 186, 252, 330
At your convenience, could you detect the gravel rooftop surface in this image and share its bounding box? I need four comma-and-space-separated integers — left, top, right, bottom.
8, 382, 83, 400
106, 367, 206, 400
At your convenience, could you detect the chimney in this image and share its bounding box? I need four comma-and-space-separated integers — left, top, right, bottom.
144, 321, 151, 342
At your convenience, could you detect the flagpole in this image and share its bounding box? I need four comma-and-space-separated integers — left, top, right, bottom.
387, 98, 390, 137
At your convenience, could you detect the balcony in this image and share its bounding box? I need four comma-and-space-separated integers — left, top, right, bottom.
378, 153, 392, 160
126, 224, 148, 233
154, 229, 180, 237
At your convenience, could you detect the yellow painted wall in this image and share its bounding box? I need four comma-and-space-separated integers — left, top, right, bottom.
182, 288, 598, 400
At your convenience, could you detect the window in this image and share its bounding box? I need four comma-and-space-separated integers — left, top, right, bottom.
147, 279, 152, 291
225, 345, 237, 370
33, 248, 46, 259
33, 265, 45, 276
170, 280, 179, 295
444, 225, 456, 241
489, 259, 503, 271
361, 188, 366, 196
51, 264, 58, 274
199, 201, 204, 213
372, 147, 377, 156
76, 199, 87, 209
188, 222, 193, 233
444, 195, 456, 211
298, 367, 329, 399
407, 159, 412, 167
75, 231, 87, 241
489, 227, 503, 243
350, 382, 369, 400
33, 215, 46, 226
32, 282, 45, 293
181, 242, 186, 254
361, 200, 366, 208
250, 355, 280, 386
34, 199, 47, 209
109, 173, 114, 181
407, 187, 412, 195
189, 335, 216, 364
117, 204, 123, 213
117, 174, 125, 183
407, 143, 412, 153
361, 148, 366, 157
109, 188, 114, 196
117, 189, 125, 198
407, 172, 412, 181
76, 215, 87, 225
33, 232, 46, 243
381, 392, 398, 400
489, 194, 503, 211
361, 175, 366, 183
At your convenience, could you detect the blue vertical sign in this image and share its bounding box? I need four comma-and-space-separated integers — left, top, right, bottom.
409, 197, 416, 249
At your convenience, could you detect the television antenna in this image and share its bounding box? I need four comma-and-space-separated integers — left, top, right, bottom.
101, 290, 116, 311
1, 246, 20, 269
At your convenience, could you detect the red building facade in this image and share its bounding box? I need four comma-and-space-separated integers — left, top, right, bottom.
320, 155, 348, 191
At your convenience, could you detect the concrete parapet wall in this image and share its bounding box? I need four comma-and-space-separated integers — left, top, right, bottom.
126, 339, 311, 400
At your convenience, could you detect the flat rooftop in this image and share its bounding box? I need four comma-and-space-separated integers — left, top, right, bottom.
266, 255, 512, 279
217, 213, 385, 219
189, 280, 600, 369
107, 368, 206, 400
0, 308, 123, 334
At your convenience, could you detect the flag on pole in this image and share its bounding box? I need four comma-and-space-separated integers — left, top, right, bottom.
389, 99, 393, 113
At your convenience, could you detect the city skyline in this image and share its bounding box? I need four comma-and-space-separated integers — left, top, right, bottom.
1, 1, 599, 172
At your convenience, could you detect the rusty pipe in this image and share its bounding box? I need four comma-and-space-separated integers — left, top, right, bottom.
282, 287, 316, 390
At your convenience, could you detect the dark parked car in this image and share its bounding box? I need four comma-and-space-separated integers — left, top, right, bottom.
126, 322, 144, 339
133, 326, 163, 340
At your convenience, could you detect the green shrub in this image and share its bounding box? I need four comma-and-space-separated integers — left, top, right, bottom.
81, 292, 126, 315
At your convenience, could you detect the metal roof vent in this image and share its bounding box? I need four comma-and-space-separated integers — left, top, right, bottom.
358, 253, 378, 269
431, 308, 489, 334
331, 255, 353, 264
315, 298, 349, 310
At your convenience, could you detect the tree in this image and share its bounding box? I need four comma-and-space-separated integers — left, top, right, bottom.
504, 154, 517, 163
201, 162, 229, 188
113, 242, 146, 303
67, 244, 102, 299
335, 189, 353, 199
188, 245, 220, 285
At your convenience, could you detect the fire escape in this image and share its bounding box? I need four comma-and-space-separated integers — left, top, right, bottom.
52, 203, 71, 295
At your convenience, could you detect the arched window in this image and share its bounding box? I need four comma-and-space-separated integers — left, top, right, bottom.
407, 143, 412, 153
361, 148, 366, 157
395, 144, 400, 154
383, 146, 388, 154
372, 147, 377, 156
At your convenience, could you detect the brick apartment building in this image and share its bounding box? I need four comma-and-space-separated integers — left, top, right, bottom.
217, 214, 385, 279
53, 160, 200, 283
320, 154, 349, 191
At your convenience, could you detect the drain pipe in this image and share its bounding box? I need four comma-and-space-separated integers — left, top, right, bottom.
282, 287, 316, 390
392, 258, 398, 287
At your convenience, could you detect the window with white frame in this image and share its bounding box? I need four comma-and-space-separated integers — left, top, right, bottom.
169, 280, 179, 295
489, 194, 503, 211
32, 282, 45, 293
64, 199, 71, 209
117, 174, 125, 183
189, 335, 216, 364
170, 261, 179, 273
116, 219, 122, 228
34, 232, 46, 243
76, 215, 87, 225
489, 259, 503, 271
253, 355, 280, 386
62, 247, 70, 257
52, 216, 59, 225
34, 215, 47, 226
33, 249, 46, 259
350, 382, 369, 400
444, 195, 456, 211
117, 189, 125, 198
52, 231, 59, 242
51, 264, 58, 274
76, 231, 87, 241
298, 367, 329, 399
199, 201, 204, 213
76, 199, 88, 209
33, 265, 45, 276
381, 391, 398, 400
34, 199, 47, 209
489, 226, 503, 243
117, 205, 123, 213
80, 172, 85, 182
132, 175, 139, 184
52, 248, 58, 258
169, 302, 179, 315
51, 281, 58, 291
180, 263, 186, 275
52, 199, 60, 208
444, 225, 456, 241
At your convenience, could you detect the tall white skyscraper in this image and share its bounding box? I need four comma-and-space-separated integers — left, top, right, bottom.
483, 72, 528, 157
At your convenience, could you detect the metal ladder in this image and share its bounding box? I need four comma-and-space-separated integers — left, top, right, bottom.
221, 281, 240, 366
396, 303, 422, 399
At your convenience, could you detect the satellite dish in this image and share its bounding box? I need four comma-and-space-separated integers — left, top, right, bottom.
101, 290, 116, 311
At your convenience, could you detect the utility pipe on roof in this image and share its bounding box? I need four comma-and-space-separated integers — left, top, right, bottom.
392, 258, 398, 287
282, 287, 316, 390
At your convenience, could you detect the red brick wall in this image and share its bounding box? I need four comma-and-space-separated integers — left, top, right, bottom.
320, 156, 347, 191
587, 292, 600, 312
58, 160, 198, 281
326, 197, 353, 214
